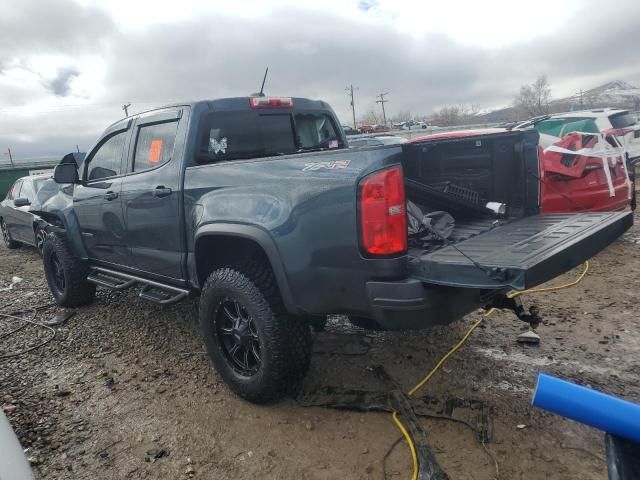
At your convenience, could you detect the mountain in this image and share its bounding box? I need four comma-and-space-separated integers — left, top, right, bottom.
479, 80, 640, 123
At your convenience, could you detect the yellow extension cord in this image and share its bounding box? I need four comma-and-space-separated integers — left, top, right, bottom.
390, 261, 590, 480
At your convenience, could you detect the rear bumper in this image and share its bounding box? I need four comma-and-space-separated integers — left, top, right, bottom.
366, 279, 489, 330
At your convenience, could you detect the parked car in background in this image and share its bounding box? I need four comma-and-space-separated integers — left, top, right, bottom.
359, 124, 391, 134
518, 109, 640, 160
0, 175, 61, 255
404, 120, 428, 130
519, 111, 637, 213
342, 125, 361, 136
408, 124, 636, 213
348, 134, 407, 147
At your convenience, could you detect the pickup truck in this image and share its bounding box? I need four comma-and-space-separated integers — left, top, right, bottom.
38, 96, 632, 403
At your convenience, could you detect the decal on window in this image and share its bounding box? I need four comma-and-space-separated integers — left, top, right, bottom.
209, 137, 228, 155
149, 140, 163, 164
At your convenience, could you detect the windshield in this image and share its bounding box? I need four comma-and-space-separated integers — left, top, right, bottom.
197, 110, 343, 163
35, 179, 60, 204
535, 117, 599, 137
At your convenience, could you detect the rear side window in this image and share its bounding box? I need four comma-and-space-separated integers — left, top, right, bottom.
295, 113, 340, 149
133, 121, 179, 172
609, 113, 637, 129
87, 132, 127, 181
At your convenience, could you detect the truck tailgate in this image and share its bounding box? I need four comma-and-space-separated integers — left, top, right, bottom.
408, 211, 632, 290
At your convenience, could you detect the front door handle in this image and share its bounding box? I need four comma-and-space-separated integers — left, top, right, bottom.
104, 191, 119, 201
153, 186, 172, 198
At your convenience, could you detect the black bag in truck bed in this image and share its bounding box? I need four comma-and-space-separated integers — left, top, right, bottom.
408, 210, 632, 290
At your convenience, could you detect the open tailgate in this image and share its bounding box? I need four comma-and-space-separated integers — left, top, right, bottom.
408, 211, 632, 290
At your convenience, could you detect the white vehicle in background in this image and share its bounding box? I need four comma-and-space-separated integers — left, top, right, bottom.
518, 109, 640, 160
404, 120, 428, 130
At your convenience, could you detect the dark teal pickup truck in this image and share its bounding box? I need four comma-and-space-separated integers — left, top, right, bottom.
37, 96, 632, 402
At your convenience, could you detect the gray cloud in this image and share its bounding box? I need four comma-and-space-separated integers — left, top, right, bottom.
0, 0, 113, 62
49, 67, 80, 96
2, 0, 640, 159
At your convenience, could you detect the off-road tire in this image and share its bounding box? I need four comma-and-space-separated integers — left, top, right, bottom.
199, 264, 312, 403
1, 219, 20, 249
42, 233, 96, 307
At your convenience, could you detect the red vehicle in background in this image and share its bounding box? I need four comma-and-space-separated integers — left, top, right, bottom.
409, 117, 637, 214
519, 111, 637, 213
359, 124, 391, 134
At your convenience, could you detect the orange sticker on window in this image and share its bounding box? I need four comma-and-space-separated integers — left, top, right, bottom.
149, 140, 163, 164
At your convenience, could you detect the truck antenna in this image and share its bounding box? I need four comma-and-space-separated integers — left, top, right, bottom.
258, 67, 269, 97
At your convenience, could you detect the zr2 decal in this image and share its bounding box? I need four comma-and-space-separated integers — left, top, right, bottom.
302, 160, 351, 172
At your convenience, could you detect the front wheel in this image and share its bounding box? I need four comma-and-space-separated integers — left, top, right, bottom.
42, 233, 96, 307
1, 219, 20, 249
199, 266, 312, 403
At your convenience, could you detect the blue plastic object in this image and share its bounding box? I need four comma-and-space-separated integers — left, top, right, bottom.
532, 373, 640, 444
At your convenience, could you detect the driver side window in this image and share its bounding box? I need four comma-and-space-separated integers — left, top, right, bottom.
86, 132, 127, 181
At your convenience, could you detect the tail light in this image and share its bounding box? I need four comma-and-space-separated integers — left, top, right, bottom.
358, 165, 407, 256
249, 97, 294, 109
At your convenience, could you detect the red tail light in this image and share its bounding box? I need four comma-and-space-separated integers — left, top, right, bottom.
359, 165, 407, 256
249, 97, 294, 109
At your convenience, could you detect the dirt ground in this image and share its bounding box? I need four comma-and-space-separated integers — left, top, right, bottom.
1, 211, 639, 480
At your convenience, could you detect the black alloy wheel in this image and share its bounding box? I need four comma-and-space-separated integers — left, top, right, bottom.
215, 297, 262, 375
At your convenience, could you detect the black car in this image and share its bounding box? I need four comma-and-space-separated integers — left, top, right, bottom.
0, 175, 61, 255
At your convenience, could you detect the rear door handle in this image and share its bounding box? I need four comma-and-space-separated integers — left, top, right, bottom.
153, 186, 172, 198
104, 191, 119, 201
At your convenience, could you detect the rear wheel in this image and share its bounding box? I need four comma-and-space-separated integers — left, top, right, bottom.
1, 219, 20, 249
199, 265, 312, 403
42, 233, 96, 307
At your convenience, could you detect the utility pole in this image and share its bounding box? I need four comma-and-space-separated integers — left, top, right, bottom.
122, 103, 131, 117
76, 144, 81, 153
4, 148, 14, 167
575, 89, 585, 109
376, 92, 389, 127
346, 85, 358, 128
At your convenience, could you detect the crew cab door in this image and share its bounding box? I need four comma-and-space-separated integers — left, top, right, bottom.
73, 120, 132, 266
408, 211, 632, 290
120, 108, 186, 281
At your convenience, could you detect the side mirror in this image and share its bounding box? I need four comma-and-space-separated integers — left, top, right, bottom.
13, 197, 31, 207
53, 163, 79, 184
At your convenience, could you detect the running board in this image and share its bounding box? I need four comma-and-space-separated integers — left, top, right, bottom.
87, 267, 189, 305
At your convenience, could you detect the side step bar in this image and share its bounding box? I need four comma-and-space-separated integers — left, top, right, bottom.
87, 267, 189, 305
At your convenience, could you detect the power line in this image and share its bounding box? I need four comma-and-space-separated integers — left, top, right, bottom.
376, 92, 389, 127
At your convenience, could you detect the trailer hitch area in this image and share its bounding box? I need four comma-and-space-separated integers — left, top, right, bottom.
485, 295, 542, 330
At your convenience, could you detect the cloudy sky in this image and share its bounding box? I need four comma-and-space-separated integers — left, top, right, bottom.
1, 0, 639, 159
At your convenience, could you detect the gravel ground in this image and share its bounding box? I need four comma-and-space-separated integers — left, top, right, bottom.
1, 210, 639, 480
